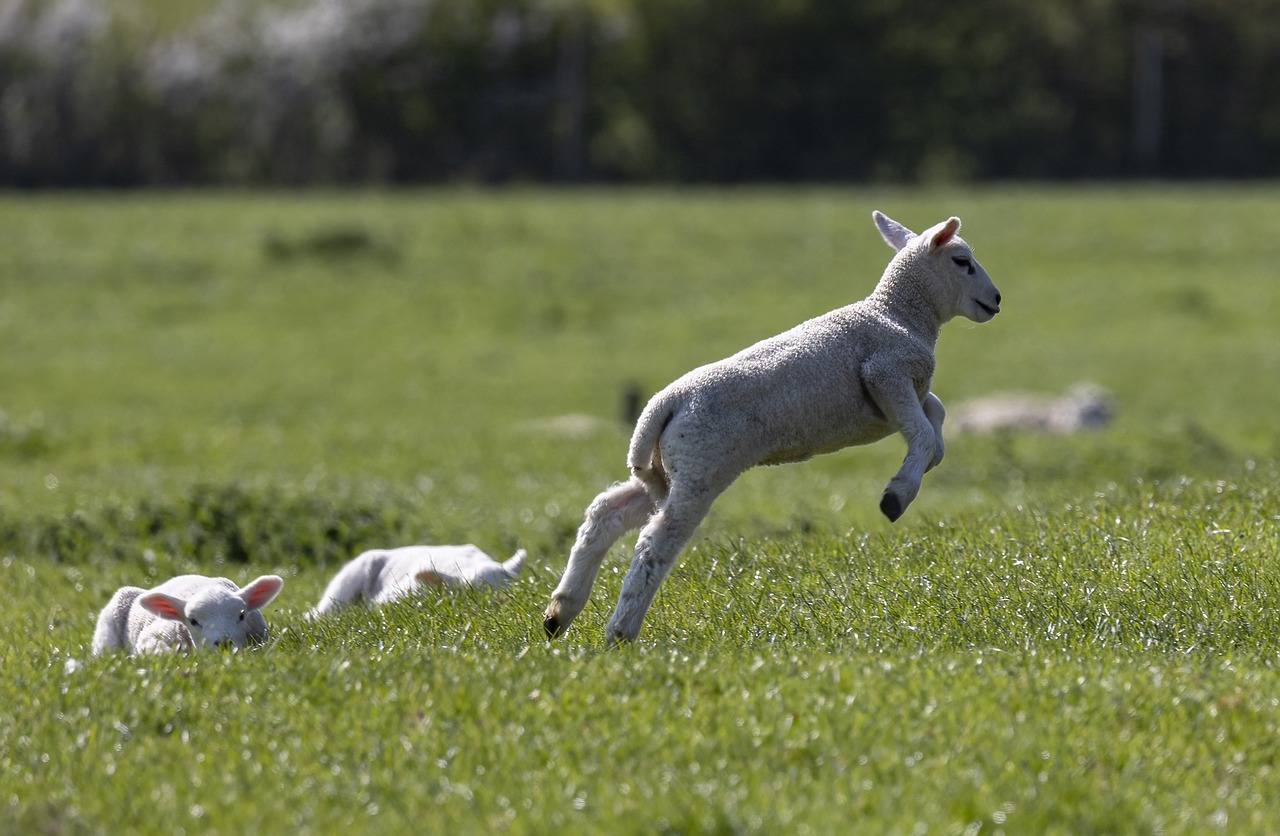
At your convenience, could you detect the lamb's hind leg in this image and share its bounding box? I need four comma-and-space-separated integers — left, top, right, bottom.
605, 482, 720, 645
922, 392, 946, 472
544, 478, 656, 637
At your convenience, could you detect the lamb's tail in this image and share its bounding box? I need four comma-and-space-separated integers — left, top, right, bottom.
626, 391, 677, 502
503, 549, 527, 577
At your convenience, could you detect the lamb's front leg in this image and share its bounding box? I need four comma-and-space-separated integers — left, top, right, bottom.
134, 620, 193, 655
866, 373, 941, 523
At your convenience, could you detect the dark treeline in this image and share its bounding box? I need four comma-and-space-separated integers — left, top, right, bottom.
1, 0, 1277, 187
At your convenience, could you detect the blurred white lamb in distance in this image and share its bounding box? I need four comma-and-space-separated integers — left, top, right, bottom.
948, 382, 1112, 435
544, 210, 1002, 645
306, 545, 526, 619
92, 574, 284, 655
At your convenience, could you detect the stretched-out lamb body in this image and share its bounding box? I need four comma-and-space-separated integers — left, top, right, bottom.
91, 573, 284, 655
307, 544, 526, 618
545, 211, 1001, 644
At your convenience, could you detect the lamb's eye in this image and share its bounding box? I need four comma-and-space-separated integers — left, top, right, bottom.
952, 256, 971, 269
239, 610, 246, 621
189, 618, 200, 627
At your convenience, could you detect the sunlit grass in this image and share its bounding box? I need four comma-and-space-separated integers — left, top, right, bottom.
3, 186, 1280, 831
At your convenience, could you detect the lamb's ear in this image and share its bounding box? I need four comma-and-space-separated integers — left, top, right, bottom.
139, 592, 187, 622
873, 210, 916, 251
926, 217, 962, 250
415, 570, 445, 588
238, 575, 284, 611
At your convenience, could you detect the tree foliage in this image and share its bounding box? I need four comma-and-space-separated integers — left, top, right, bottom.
1, 0, 1278, 185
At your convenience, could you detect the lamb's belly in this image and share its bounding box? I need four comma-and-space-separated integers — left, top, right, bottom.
758, 418, 895, 466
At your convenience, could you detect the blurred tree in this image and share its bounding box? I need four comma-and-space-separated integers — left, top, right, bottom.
1, 0, 1278, 185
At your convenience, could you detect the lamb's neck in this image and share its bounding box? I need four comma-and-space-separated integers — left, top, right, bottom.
868, 271, 944, 345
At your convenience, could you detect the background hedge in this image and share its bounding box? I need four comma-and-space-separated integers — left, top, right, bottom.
2, 0, 1277, 186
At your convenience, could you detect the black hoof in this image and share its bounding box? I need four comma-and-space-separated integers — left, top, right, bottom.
543, 615, 563, 639
879, 492, 903, 523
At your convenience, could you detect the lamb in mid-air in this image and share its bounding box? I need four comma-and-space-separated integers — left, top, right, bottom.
306, 544, 526, 618
92, 574, 284, 655
544, 210, 1002, 645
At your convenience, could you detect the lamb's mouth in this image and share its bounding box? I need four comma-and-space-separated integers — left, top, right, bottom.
976, 300, 1000, 317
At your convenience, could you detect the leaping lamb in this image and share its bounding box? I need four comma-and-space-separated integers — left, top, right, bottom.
544, 211, 1002, 645
92, 573, 284, 655
306, 544, 526, 619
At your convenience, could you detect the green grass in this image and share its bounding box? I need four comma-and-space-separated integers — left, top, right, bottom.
4, 186, 1280, 832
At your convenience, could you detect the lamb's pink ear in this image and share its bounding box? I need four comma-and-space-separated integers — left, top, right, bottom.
139, 592, 187, 622
238, 575, 284, 611
927, 217, 962, 250
873, 210, 916, 251
415, 570, 445, 588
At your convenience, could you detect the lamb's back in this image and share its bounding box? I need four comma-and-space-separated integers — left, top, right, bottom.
380, 545, 512, 587
91, 586, 146, 654
661, 305, 930, 464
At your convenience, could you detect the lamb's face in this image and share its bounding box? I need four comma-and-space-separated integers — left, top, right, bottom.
182, 586, 254, 649
138, 575, 283, 652
933, 236, 1001, 324
873, 211, 1002, 324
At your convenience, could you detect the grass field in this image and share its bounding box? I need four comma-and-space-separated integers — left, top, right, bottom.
4, 186, 1280, 832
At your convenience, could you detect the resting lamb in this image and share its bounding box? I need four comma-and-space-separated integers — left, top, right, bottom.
92, 574, 284, 655
307, 544, 526, 618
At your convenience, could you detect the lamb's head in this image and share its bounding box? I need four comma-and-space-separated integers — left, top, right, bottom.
873, 211, 1001, 324
138, 575, 284, 651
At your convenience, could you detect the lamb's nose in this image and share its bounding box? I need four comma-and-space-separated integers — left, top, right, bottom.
994, 291, 1002, 306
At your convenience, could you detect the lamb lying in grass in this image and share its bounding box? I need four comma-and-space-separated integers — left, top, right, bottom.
306, 545, 526, 618
92, 574, 284, 655
544, 210, 1002, 644
948, 382, 1112, 434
